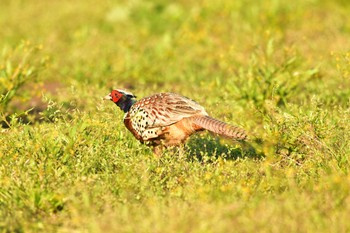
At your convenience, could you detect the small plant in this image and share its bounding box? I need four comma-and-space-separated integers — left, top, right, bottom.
0, 41, 47, 123
233, 39, 319, 112
261, 97, 345, 168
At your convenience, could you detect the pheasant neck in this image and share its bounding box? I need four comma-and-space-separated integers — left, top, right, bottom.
116, 97, 136, 113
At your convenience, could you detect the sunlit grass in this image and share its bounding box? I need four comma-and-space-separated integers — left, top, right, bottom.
1, 0, 350, 232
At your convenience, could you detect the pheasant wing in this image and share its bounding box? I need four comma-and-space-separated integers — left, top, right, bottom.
141, 93, 208, 128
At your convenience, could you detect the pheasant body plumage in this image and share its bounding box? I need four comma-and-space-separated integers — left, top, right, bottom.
105, 90, 247, 153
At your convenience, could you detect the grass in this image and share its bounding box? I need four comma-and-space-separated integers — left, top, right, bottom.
1, 0, 350, 232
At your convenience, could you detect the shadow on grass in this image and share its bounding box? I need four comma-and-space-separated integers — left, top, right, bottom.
1, 81, 65, 128
186, 135, 264, 161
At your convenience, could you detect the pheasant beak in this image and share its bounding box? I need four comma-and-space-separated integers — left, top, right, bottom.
103, 94, 112, 100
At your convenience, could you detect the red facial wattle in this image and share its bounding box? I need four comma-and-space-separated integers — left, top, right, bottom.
111, 90, 122, 103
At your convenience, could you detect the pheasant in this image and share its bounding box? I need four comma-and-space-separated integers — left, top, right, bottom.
104, 89, 247, 154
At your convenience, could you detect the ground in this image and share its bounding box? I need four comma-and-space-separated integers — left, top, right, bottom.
1, 0, 350, 232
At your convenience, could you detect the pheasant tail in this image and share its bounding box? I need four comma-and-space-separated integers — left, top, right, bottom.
193, 116, 247, 140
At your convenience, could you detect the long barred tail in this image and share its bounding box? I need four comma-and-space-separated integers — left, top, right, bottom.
193, 116, 247, 140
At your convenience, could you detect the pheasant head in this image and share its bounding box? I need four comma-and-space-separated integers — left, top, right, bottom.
104, 89, 137, 112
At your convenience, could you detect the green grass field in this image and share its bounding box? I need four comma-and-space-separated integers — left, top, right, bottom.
1, 0, 350, 232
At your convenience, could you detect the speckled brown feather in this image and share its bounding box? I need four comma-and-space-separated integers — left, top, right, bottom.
123, 117, 143, 142
123, 93, 207, 142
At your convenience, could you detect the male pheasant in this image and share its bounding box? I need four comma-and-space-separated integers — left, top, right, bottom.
104, 89, 247, 154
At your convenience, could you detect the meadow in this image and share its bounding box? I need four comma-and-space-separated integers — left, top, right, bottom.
1, 0, 350, 232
